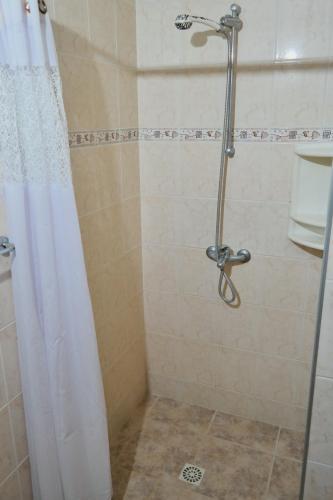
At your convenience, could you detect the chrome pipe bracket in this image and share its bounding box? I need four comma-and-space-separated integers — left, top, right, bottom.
0, 236, 15, 256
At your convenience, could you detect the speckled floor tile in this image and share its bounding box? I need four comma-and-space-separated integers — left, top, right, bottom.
150, 398, 214, 434
112, 469, 155, 500
276, 428, 304, 461
209, 412, 279, 453
267, 457, 302, 500
149, 398, 184, 423
150, 474, 215, 500
194, 435, 272, 499
110, 397, 304, 500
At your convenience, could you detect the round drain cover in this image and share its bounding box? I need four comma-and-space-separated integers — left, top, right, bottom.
179, 464, 205, 486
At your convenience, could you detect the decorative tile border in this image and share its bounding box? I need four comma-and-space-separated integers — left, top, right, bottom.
68, 127, 333, 148
140, 127, 333, 143
68, 128, 139, 148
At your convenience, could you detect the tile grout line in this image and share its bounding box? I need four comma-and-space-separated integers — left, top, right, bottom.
264, 426, 281, 497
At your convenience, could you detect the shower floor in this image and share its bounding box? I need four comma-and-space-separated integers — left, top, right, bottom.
110, 397, 304, 500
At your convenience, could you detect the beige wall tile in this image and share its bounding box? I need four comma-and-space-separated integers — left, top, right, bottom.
141, 196, 178, 246
0, 324, 21, 401
275, 0, 333, 60
148, 373, 306, 430
121, 143, 141, 200
121, 197, 141, 251
19, 459, 33, 500
272, 67, 326, 128
52, 0, 90, 56
179, 293, 314, 362
304, 461, 333, 500
178, 141, 220, 198
323, 64, 333, 127
59, 54, 94, 130
237, 0, 277, 63
116, 0, 137, 68
97, 146, 122, 209
91, 61, 119, 130
0, 275, 15, 329
119, 69, 139, 129
226, 143, 292, 203
87, 0, 117, 61
0, 407, 16, 483
326, 224, 333, 280
317, 280, 333, 378
175, 197, 216, 248
308, 376, 333, 466
0, 354, 6, 409
104, 337, 147, 410
140, 141, 182, 197
138, 75, 179, 128
144, 290, 181, 337
173, 72, 227, 128
142, 244, 178, 293
71, 150, 101, 217
0, 472, 21, 500
235, 69, 274, 128
10, 395, 28, 464
175, 246, 218, 299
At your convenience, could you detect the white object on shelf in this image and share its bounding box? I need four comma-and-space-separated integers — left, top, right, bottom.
288, 144, 333, 251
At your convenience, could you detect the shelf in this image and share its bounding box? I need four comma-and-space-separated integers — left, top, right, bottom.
290, 212, 326, 228
288, 230, 324, 251
288, 144, 332, 251
295, 144, 333, 158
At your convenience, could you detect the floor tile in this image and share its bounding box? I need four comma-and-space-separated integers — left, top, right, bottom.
276, 428, 304, 461
151, 474, 215, 500
110, 397, 303, 500
112, 469, 155, 500
195, 435, 273, 499
209, 412, 279, 453
150, 398, 214, 433
267, 457, 302, 500
149, 397, 184, 423
117, 433, 166, 478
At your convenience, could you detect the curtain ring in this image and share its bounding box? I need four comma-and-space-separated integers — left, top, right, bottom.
25, 1, 31, 13
38, 0, 47, 14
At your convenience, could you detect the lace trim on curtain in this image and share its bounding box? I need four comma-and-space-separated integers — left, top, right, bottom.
0, 65, 71, 185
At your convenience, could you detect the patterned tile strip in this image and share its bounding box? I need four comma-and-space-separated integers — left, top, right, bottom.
68, 128, 139, 148
140, 127, 333, 143
68, 127, 333, 148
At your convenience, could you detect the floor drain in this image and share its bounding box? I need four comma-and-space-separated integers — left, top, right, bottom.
179, 464, 205, 486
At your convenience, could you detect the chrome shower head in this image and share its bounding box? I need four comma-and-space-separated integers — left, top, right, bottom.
175, 14, 193, 30
174, 14, 222, 32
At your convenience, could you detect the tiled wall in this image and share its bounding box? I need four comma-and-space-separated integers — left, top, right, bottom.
1, 0, 145, 494
304, 220, 333, 498
49, 0, 146, 442
0, 205, 33, 498
136, 0, 333, 430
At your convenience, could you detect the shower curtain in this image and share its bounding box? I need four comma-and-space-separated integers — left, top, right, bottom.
0, 2, 112, 499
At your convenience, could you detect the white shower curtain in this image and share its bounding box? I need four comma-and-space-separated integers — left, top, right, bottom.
0, 2, 112, 499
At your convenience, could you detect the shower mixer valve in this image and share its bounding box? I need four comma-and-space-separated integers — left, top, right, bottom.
206, 245, 251, 271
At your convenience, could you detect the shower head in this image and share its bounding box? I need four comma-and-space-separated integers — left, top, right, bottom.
175, 14, 193, 30
175, 5, 243, 34
174, 14, 221, 32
